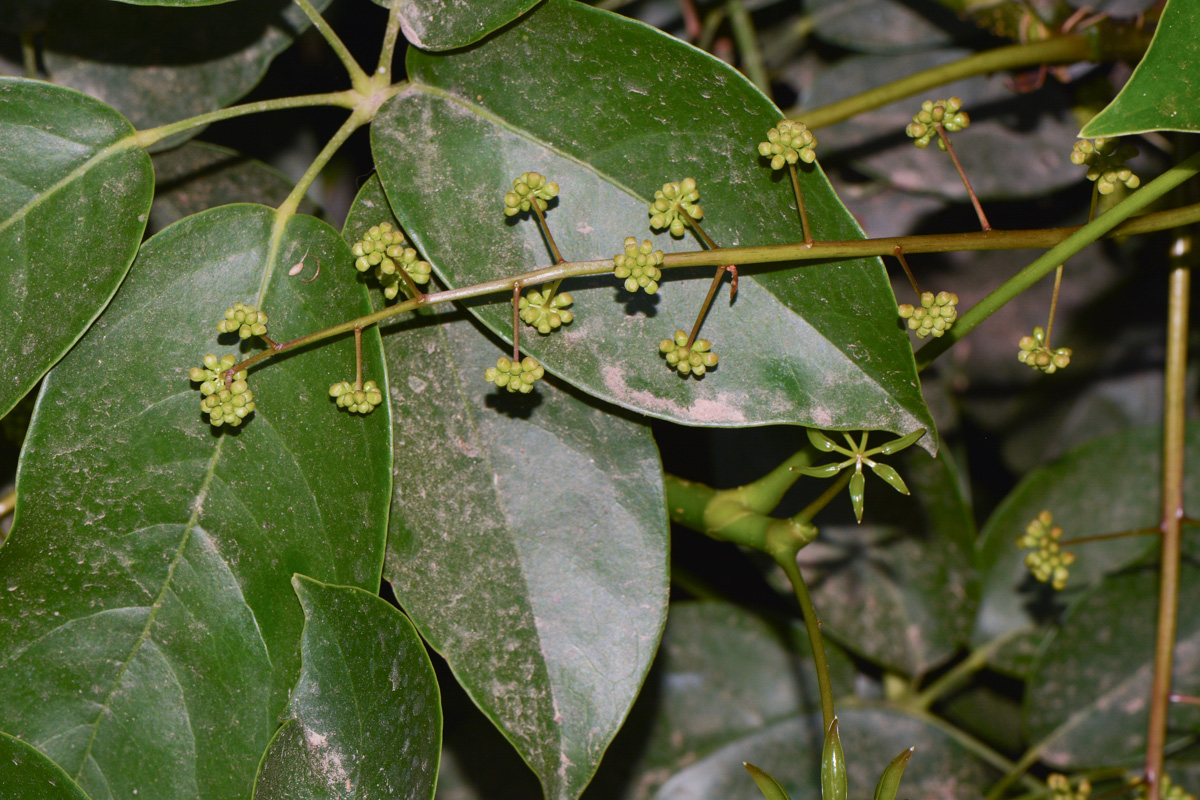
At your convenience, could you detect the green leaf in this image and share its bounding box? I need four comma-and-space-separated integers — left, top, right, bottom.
796, 462, 846, 479
974, 423, 1200, 648
0, 732, 91, 800
1082, 0, 1200, 136
38, 0, 332, 135
252, 577, 442, 800
377, 0, 541, 51
745, 763, 793, 800
648, 707, 1001, 800
371, 0, 934, 450
872, 747, 914, 800
821, 718, 847, 800
0, 204, 391, 800
1023, 561, 1200, 766
0, 77, 153, 419
868, 461, 908, 494
796, 450, 976, 677
808, 428, 840, 452
849, 471, 866, 522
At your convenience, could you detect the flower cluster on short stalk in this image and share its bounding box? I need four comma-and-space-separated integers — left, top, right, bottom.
216, 302, 268, 339
520, 286, 575, 333
190, 354, 255, 427
659, 330, 718, 377
504, 172, 559, 216
898, 291, 958, 338
649, 178, 703, 237
613, 237, 664, 294
905, 97, 970, 150
485, 356, 545, 393
1018, 326, 1072, 373
1048, 774, 1091, 800
794, 428, 925, 522
757, 120, 817, 170
1071, 138, 1140, 194
1017, 510, 1074, 590
329, 380, 383, 415
351, 222, 432, 300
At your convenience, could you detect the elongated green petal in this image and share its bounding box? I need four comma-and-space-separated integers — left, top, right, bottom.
876, 428, 926, 456
873, 747, 915, 800
808, 428, 840, 452
745, 763, 794, 800
797, 463, 846, 479
821, 718, 848, 800
870, 462, 911, 495
850, 472, 867, 523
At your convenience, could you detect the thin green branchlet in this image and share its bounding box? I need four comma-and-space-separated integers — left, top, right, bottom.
905, 97, 991, 231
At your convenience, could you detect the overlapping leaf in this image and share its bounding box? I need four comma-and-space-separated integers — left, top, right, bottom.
1082, 0, 1200, 136
253, 577, 441, 800
0, 732, 91, 800
0, 204, 391, 800
0, 77, 152, 419
369, 0, 540, 51
348, 174, 669, 800
371, 0, 934, 448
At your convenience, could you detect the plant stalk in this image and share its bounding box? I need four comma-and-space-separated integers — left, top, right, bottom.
778, 557, 836, 731
291, 0, 372, 94
727, 0, 769, 94
376, 0, 404, 83
134, 92, 362, 149
788, 164, 814, 246
936, 124, 990, 232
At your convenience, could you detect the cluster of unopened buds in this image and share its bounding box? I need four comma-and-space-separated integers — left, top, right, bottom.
1071, 138, 1140, 194
659, 330, 718, 377
1017, 510, 1074, 590
504, 172, 559, 216
905, 97, 970, 150
485, 356, 545, 393
351, 223, 432, 300
613, 237, 664, 294
520, 286, 575, 333
649, 178, 702, 237
1048, 774, 1091, 800
190, 354, 255, 427
898, 291, 958, 338
1018, 326, 1072, 373
329, 380, 383, 415
757, 120, 817, 170
216, 302, 268, 339
1131, 775, 1195, 800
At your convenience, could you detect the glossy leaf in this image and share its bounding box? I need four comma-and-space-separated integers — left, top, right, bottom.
253, 577, 441, 800
796, 450, 976, 677
371, 0, 934, 448
821, 719, 847, 800
868, 461, 908, 494
0, 732, 91, 800
873, 748, 914, 800
39, 0, 332, 135
974, 423, 1200, 647
1082, 0, 1200, 136
1024, 561, 1200, 766
379, 0, 540, 51
0, 204, 391, 800
0, 77, 153, 419
653, 707, 1001, 800
745, 763, 793, 800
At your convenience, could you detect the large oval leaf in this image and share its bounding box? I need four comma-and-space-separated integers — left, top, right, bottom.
1024, 560, 1200, 766
0, 732, 91, 800
0, 204, 391, 800
1082, 0, 1200, 136
0, 77, 152, 419
253, 577, 441, 800
381, 0, 541, 51
39, 0, 332, 135
371, 0, 934, 448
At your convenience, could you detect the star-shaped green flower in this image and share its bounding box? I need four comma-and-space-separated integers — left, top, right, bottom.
794, 428, 926, 522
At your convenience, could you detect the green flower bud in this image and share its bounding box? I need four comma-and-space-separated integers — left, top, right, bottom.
658, 329, 719, 378
757, 120, 817, 171
649, 179, 703, 238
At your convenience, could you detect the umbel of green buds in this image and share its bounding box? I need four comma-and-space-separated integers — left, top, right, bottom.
613, 237, 664, 294
352, 223, 432, 300
504, 172, 559, 216
216, 302, 268, 339
190, 354, 255, 427
1018, 326, 1072, 374
519, 286, 575, 334
650, 178, 702, 238
352, 222, 406, 270
1070, 138, 1140, 195
1048, 774, 1091, 800
329, 380, 383, 415
659, 330, 718, 377
758, 120, 818, 171
905, 97, 970, 150
485, 356, 545, 393
1132, 774, 1196, 800
1017, 510, 1074, 590
898, 291, 958, 338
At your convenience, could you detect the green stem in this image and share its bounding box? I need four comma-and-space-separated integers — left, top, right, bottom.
277, 109, 368, 220
911, 630, 1027, 710
134, 92, 360, 149
795, 36, 1091, 129
529, 203, 566, 307
0, 489, 14, 521
778, 557, 835, 730
375, 0, 404, 83
788, 164, 813, 246
916, 151, 1200, 372
893, 246, 921, 296
512, 284, 521, 362
1145, 245, 1190, 800
726, 0, 770, 95
291, 0, 372, 94
937, 124, 991, 232
985, 742, 1046, 800
353, 327, 363, 390
681, 212, 736, 347
794, 472, 851, 524
1060, 525, 1160, 547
